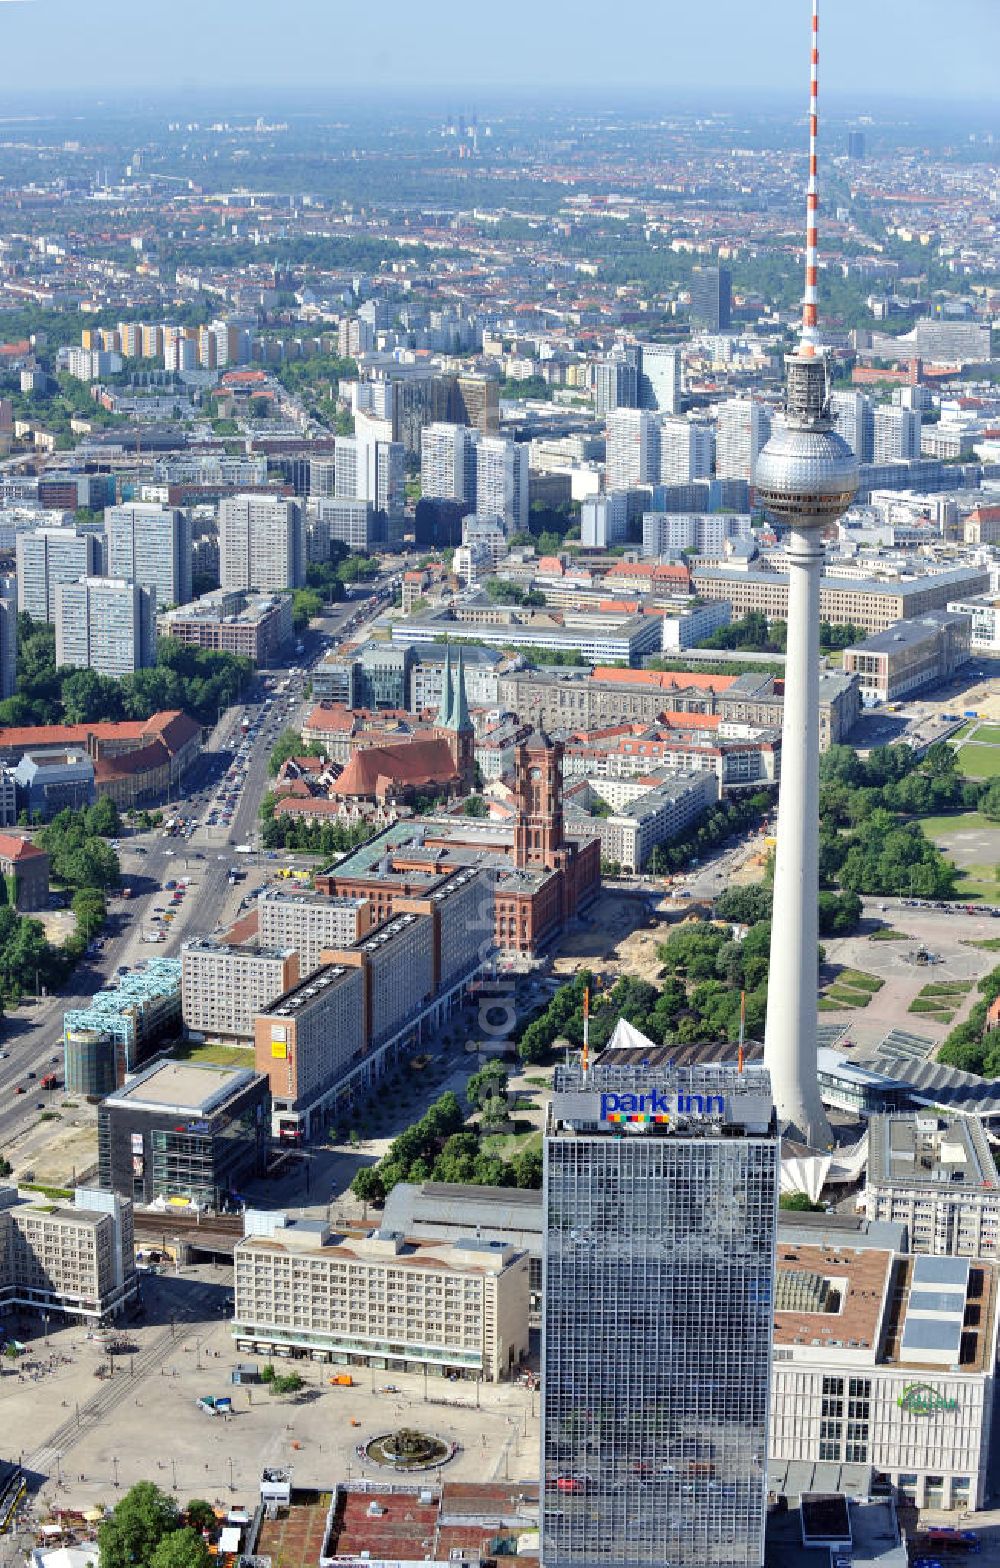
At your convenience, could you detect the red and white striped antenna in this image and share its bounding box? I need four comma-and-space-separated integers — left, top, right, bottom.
801, 0, 821, 348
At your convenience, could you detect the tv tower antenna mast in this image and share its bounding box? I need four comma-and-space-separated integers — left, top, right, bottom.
754, 0, 858, 1148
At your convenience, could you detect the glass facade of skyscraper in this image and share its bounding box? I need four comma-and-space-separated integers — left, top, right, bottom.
542, 1062, 777, 1568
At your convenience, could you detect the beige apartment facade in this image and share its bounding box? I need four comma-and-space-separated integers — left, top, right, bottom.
233, 1221, 530, 1381
181, 939, 300, 1041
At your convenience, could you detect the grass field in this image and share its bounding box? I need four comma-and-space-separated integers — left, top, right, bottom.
966, 937, 1000, 952
837, 969, 884, 992
171, 1039, 257, 1069
481, 1128, 542, 1160
969, 725, 1000, 747
819, 967, 883, 1010
915, 810, 996, 838
869, 928, 909, 942
954, 866, 999, 902
957, 745, 1000, 780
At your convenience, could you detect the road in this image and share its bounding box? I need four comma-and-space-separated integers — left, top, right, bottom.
0, 578, 395, 1150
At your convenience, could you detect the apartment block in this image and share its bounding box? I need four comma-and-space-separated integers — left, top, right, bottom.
233, 1221, 529, 1381
16, 526, 100, 622
219, 494, 306, 593
255, 962, 367, 1138
0, 1184, 137, 1322
863, 1114, 1000, 1257
605, 408, 660, 490
55, 577, 156, 676
181, 938, 301, 1042
421, 422, 478, 503
657, 417, 714, 483
571, 770, 719, 872
159, 589, 293, 667
642, 509, 751, 559
256, 891, 372, 976
106, 502, 192, 608
715, 397, 771, 482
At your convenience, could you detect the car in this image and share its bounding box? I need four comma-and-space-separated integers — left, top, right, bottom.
50, 1055, 59, 1064
13, 1085, 24, 1094
26, 1071, 36, 1079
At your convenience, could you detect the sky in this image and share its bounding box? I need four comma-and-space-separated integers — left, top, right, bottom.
0, 0, 997, 102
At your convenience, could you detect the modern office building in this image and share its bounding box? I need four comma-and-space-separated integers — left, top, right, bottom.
862, 1113, 1000, 1256
716, 398, 772, 482
392, 604, 663, 666
637, 343, 682, 414
770, 1242, 998, 1512
830, 390, 875, 462
657, 417, 715, 483
0, 1184, 138, 1323
256, 890, 373, 976
233, 1219, 529, 1380
181, 938, 301, 1042
0, 594, 15, 701
543, 1057, 777, 1568
105, 502, 192, 608
16, 526, 100, 621
159, 588, 293, 666
312, 641, 416, 709
847, 129, 866, 159
874, 405, 921, 463
97, 1059, 271, 1207
594, 353, 639, 417
842, 610, 971, 704
690, 264, 732, 331
12, 747, 95, 815
310, 496, 380, 552
55, 577, 156, 676
64, 957, 182, 1084
219, 494, 306, 594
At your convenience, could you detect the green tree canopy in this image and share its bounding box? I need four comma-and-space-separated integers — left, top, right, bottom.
98, 1482, 179, 1568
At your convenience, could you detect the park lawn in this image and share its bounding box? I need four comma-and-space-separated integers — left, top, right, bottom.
835, 969, 884, 993
915, 809, 996, 838
969, 724, 1000, 747
869, 928, 909, 941
967, 937, 1000, 952
919, 981, 971, 997
908, 999, 956, 1021
480, 1128, 542, 1160
824, 986, 871, 1008
172, 1039, 257, 1069
956, 745, 1000, 780
954, 865, 999, 902
951, 721, 978, 741
818, 997, 844, 1012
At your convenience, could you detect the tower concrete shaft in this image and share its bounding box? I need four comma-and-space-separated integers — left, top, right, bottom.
763, 523, 830, 1147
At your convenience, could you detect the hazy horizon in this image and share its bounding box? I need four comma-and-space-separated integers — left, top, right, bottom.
0, 0, 996, 100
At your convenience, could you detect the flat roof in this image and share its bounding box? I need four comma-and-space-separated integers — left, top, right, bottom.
107, 1058, 257, 1116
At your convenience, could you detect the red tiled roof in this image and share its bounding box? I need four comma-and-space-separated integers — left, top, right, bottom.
591, 666, 735, 692
0, 710, 200, 755
0, 833, 46, 862
334, 738, 459, 798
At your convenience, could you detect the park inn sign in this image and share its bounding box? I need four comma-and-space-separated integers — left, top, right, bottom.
897, 1383, 960, 1417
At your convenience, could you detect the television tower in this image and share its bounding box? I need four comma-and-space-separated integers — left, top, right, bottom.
755, 0, 858, 1148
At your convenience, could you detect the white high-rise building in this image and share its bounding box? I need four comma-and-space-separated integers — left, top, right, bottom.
874, 404, 921, 463
716, 398, 772, 481
638, 343, 682, 414
421, 422, 478, 503
219, 495, 306, 594
16, 526, 101, 622
55, 577, 156, 677
830, 390, 875, 462
606, 409, 660, 490
658, 417, 715, 483
335, 413, 404, 516
474, 437, 529, 535
106, 503, 192, 608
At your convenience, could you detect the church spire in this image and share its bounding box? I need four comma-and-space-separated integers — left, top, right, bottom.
440, 643, 455, 728
452, 646, 473, 734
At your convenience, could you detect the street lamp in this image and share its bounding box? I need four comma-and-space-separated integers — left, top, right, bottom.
112, 1456, 120, 1489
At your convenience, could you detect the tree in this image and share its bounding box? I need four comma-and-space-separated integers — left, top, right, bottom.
185, 1500, 217, 1534
150, 1528, 212, 1568
467, 1059, 509, 1109
779, 1192, 824, 1212
98, 1482, 179, 1568
981, 780, 1000, 823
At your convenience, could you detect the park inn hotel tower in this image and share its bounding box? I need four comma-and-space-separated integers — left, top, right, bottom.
542, 1054, 778, 1568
